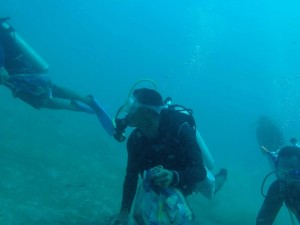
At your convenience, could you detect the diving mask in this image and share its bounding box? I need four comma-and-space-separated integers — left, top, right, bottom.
113, 98, 164, 142
123, 97, 164, 115
113, 79, 163, 142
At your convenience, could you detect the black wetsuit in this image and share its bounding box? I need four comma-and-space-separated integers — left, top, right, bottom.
120, 109, 207, 212
256, 146, 300, 225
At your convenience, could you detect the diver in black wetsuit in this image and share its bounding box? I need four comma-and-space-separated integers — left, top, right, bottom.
256, 145, 300, 225
110, 87, 227, 225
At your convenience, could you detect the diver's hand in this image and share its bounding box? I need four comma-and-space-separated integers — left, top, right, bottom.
152, 168, 174, 188
0, 67, 9, 84
110, 211, 129, 225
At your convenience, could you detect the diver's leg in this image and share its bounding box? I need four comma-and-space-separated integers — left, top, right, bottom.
50, 84, 95, 113
197, 168, 227, 199
256, 180, 284, 225
293, 203, 300, 223
38, 96, 93, 113
293, 206, 300, 224
51, 84, 92, 106
285, 182, 300, 223
214, 168, 227, 195
41, 98, 83, 111
46, 98, 94, 113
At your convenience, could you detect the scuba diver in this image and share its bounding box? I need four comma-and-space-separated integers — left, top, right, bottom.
257, 144, 300, 225
0, 17, 104, 117
110, 81, 227, 225
256, 116, 300, 224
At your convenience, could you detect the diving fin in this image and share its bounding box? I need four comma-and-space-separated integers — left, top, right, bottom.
89, 96, 115, 136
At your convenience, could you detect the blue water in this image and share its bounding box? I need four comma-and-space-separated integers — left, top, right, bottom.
1, 1, 300, 224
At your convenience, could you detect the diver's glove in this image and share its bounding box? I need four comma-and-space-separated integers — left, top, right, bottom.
109, 210, 129, 225
0, 67, 9, 84
151, 167, 175, 188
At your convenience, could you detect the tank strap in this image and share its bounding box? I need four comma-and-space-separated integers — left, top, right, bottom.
177, 121, 190, 139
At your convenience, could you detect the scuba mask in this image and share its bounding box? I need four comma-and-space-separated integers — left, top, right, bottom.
113, 79, 162, 142
123, 97, 164, 115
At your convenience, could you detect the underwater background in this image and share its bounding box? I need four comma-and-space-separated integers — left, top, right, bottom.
1, 0, 300, 224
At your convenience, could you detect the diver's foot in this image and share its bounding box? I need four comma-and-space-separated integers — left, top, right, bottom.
70, 99, 95, 114
81, 95, 101, 112
214, 168, 228, 195
84, 95, 101, 111
81, 95, 94, 107
215, 168, 228, 179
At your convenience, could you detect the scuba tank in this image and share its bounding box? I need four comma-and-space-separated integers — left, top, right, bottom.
0, 17, 49, 74
196, 130, 215, 170
163, 99, 215, 170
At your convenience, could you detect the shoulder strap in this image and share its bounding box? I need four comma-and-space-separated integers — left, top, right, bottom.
177, 121, 191, 138
160, 107, 196, 139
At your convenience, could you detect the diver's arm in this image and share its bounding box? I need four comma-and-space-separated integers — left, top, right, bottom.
256, 180, 283, 225
120, 132, 141, 213
120, 168, 139, 213
176, 123, 207, 190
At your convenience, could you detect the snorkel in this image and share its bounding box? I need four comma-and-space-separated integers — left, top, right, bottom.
113, 79, 158, 142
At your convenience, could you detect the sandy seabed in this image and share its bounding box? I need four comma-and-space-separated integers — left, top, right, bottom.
0, 96, 289, 225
